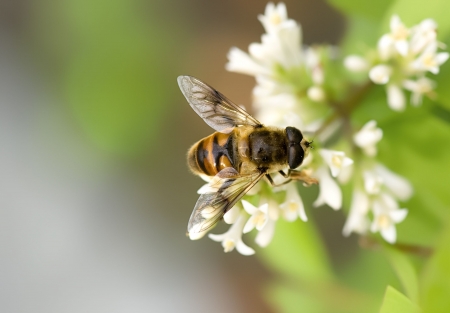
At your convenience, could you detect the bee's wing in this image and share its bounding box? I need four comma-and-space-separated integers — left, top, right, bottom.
188, 167, 265, 236
177, 75, 263, 133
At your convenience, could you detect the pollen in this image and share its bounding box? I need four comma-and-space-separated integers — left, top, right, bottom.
288, 202, 298, 212
223, 239, 236, 252
393, 25, 409, 40
270, 13, 282, 25
377, 214, 391, 229
331, 155, 342, 167
253, 212, 267, 228
422, 53, 437, 67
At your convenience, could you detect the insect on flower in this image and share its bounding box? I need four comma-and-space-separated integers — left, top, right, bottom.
178, 75, 318, 239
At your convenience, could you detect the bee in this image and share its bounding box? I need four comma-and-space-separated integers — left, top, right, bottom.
178, 75, 317, 239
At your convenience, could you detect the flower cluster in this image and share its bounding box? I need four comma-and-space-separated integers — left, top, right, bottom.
190, 3, 443, 255
343, 121, 413, 243
345, 15, 449, 111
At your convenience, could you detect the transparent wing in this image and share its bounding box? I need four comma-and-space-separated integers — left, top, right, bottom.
177, 75, 263, 133
188, 168, 265, 234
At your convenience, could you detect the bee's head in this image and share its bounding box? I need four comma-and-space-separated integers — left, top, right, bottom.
285, 126, 311, 169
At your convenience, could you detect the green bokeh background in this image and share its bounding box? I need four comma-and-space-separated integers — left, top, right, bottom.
0, 0, 449, 312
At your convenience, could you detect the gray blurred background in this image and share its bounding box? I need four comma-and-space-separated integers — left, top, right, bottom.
0, 0, 344, 312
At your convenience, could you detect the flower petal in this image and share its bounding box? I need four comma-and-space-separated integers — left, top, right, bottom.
255, 219, 276, 247
242, 200, 258, 215
236, 240, 255, 256
390, 209, 408, 223
381, 225, 397, 244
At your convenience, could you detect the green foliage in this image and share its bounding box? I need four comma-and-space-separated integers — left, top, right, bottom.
383, 246, 419, 303
327, 0, 392, 21
379, 286, 421, 313
257, 218, 333, 283
420, 217, 450, 312
32, 0, 177, 157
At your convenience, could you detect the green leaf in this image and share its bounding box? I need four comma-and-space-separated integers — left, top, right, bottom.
326, 0, 392, 21
34, 0, 178, 156
421, 217, 450, 313
383, 246, 419, 303
381, 0, 450, 39
379, 286, 421, 313
257, 218, 334, 283
373, 111, 450, 247
265, 283, 325, 313
339, 15, 380, 57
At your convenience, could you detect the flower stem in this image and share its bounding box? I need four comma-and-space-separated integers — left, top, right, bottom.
359, 236, 433, 258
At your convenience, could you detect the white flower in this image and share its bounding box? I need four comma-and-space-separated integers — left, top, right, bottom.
280, 183, 307, 221
343, 189, 370, 236
226, 3, 302, 78
353, 120, 383, 157
378, 34, 396, 61
386, 84, 406, 111
374, 164, 413, 201
242, 200, 269, 233
410, 18, 438, 54
411, 42, 449, 74
258, 2, 293, 35
371, 193, 408, 244
307, 86, 325, 102
209, 212, 255, 255
226, 47, 272, 77
255, 218, 276, 248
344, 55, 369, 72
363, 169, 384, 195
369, 65, 392, 84
319, 149, 354, 178
313, 166, 342, 210
389, 15, 410, 56
403, 77, 435, 106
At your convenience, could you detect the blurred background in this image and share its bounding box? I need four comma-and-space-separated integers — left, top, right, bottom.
0, 0, 348, 312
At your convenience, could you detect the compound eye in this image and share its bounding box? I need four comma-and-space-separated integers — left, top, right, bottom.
285, 127, 303, 144
288, 144, 304, 169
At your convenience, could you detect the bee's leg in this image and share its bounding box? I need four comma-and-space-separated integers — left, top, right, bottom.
265, 174, 292, 187
278, 170, 289, 178
287, 169, 318, 186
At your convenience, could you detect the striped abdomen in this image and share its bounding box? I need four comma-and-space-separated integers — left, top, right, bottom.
187, 131, 235, 177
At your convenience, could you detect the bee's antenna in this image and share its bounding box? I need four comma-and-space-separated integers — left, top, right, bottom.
305, 139, 314, 150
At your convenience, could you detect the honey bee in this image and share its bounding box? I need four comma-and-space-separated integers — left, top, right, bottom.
178, 75, 317, 238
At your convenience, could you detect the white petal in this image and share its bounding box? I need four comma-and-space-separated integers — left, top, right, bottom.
223, 205, 241, 224
307, 86, 325, 102
243, 218, 256, 234
363, 170, 383, 195
395, 40, 409, 56
390, 209, 408, 223
242, 200, 258, 215
436, 52, 449, 65
236, 240, 255, 256
255, 219, 276, 248
297, 199, 308, 222
280, 202, 298, 221
208, 232, 226, 242
226, 47, 270, 76
343, 189, 370, 236
390, 15, 401, 31
313, 167, 342, 210
381, 225, 397, 244
369, 65, 392, 84
375, 164, 413, 201
344, 55, 369, 72
387, 84, 406, 111
378, 35, 395, 60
